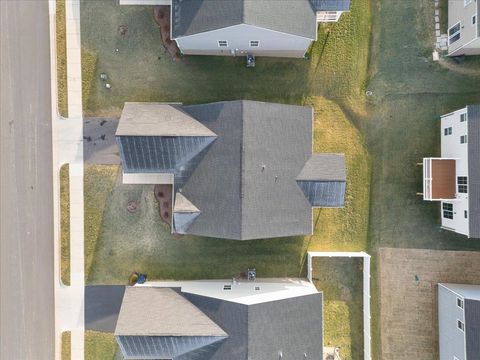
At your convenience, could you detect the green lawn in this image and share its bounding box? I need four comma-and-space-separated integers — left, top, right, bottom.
80, 0, 371, 116
56, 0, 68, 117
85, 331, 119, 360
60, 164, 70, 285
313, 257, 364, 360
84, 165, 119, 281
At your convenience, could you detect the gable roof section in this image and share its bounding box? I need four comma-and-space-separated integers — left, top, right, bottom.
465, 299, 480, 360
173, 193, 201, 234
115, 287, 227, 337
296, 154, 346, 207
467, 105, 480, 238
180, 101, 314, 240
309, 0, 351, 11
116, 103, 216, 137
171, 0, 317, 39
184, 291, 323, 360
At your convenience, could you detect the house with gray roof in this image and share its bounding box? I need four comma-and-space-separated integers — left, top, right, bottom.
438, 283, 480, 360
119, 0, 351, 58
115, 279, 323, 360
447, 0, 480, 56
115, 100, 346, 240
422, 105, 480, 238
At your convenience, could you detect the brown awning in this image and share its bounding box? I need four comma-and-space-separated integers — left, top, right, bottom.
431, 159, 456, 199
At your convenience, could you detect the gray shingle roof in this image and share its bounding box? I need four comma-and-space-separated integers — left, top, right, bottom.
296, 154, 346, 207
180, 101, 316, 240
467, 105, 480, 238
465, 299, 480, 360
297, 153, 346, 181
184, 291, 324, 360
309, 0, 351, 11
115, 287, 227, 337
116, 100, 346, 240
171, 0, 317, 39
116, 103, 217, 137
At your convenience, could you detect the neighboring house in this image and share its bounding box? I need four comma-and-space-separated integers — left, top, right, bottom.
448, 0, 480, 56
115, 100, 346, 240
438, 283, 480, 360
422, 105, 480, 238
119, 0, 351, 58
115, 279, 323, 359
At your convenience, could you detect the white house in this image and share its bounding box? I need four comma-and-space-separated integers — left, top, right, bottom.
438, 283, 480, 360
448, 0, 480, 56
423, 105, 480, 238
119, 0, 351, 58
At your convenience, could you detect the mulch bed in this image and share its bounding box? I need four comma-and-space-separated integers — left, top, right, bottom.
154, 184, 173, 227
153, 6, 181, 61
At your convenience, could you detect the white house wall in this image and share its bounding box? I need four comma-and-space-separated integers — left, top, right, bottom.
438, 284, 467, 360
440, 108, 470, 236
448, 0, 479, 55
174, 24, 314, 58
136, 279, 319, 305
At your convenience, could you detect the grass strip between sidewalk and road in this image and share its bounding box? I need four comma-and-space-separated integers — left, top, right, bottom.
56, 0, 68, 117
60, 164, 70, 285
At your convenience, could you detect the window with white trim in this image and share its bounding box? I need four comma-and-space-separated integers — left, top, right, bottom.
249, 40, 259, 47
457, 297, 464, 309
465, 210, 468, 218
444, 127, 452, 136
443, 203, 454, 219
223, 284, 232, 290
317, 11, 340, 22
460, 113, 467, 122
458, 176, 468, 193
460, 135, 468, 144
457, 319, 465, 332
473, 14, 477, 25
218, 40, 228, 47
448, 22, 461, 45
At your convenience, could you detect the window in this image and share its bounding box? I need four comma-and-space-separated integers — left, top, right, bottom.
457, 297, 464, 309
448, 22, 461, 45
444, 127, 452, 136
458, 176, 468, 193
443, 203, 454, 219
465, 210, 468, 218
218, 40, 228, 47
460, 135, 468, 144
473, 14, 477, 25
255, 286, 260, 291
460, 113, 467, 122
465, 0, 473, 6
249, 40, 259, 47
317, 11, 340, 22
457, 319, 465, 332
223, 284, 232, 290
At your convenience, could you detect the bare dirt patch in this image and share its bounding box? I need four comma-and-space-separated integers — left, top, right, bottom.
379, 247, 480, 360
153, 6, 180, 61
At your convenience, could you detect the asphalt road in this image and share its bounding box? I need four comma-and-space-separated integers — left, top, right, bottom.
0, 1, 55, 359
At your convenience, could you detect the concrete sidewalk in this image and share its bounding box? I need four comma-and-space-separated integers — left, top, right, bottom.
49, 0, 85, 359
